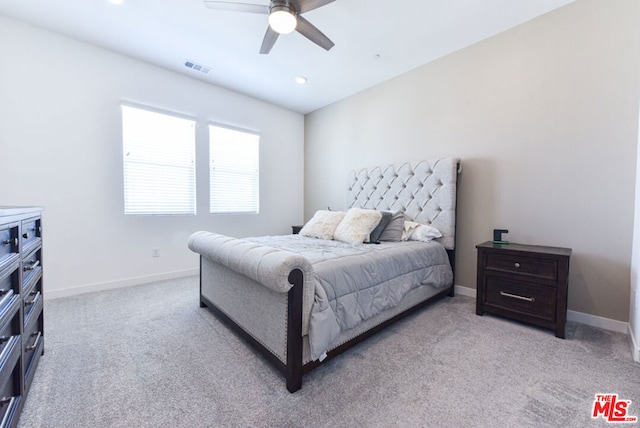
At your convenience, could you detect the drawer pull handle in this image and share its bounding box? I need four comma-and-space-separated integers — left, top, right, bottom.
0, 290, 13, 309
0, 396, 15, 419
22, 232, 28, 240
24, 260, 40, 271
0, 396, 14, 405
25, 291, 40, 306
2, 238, 17, 247
514, 262, 521, 268
0, 396, 15, 428
500, 291, 535, 303
26, 331, 41, 351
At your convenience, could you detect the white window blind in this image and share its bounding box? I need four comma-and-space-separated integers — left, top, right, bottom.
209, 125, 259, 214
122, 105, 196, 215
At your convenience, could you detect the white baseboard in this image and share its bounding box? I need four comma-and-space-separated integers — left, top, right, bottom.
46, 268, 199, 300
455, 284, 477, 298
629, 324, 640, 363
454, 285, 629, 334
566, 310, 628, 334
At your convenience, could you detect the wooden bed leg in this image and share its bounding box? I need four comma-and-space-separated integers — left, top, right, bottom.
198, 255, 207, 307
447, 249, 456, 297
286, 269, 304, 393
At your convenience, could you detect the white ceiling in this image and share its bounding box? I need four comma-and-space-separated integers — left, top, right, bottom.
0, 0, 574, 114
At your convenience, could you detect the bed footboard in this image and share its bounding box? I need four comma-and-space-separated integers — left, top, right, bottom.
198, 257, 305, 392
189, 231, 311, 392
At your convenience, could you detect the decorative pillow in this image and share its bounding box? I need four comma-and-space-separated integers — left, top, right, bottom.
402, 220, 442, 242
368, 211, 392, 243
378, 211, 405, 242
334, 208, 382, 245
299, 210, 346, 240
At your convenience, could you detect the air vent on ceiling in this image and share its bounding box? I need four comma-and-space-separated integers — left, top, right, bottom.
184, 60, 211, 74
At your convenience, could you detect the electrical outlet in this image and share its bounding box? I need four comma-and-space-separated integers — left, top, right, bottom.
152, 248, 160, 257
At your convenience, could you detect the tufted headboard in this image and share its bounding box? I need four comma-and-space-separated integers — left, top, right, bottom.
346, 158, 461, 250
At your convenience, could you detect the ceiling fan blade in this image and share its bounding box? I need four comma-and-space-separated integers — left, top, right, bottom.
260, 26, 280, 54
295, 15, 334, 51
204, 1, 269, 14
293, 0, 335, 14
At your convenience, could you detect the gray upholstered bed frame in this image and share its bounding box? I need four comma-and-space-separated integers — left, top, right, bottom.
188, 157, 461, 392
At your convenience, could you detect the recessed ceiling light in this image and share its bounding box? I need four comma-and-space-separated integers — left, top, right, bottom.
295, 76, 307, 85
109, 0, 123, 5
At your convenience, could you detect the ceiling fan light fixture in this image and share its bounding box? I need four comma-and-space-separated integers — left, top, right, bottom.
268, 6, 297, 34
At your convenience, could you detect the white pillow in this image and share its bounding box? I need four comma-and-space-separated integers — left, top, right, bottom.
334, 208, 382, 245
299, 210, 345, 240
402, 220, 442, 242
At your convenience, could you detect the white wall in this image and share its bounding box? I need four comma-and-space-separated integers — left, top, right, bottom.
0, 16, 305, 297
305, 0, 640, 322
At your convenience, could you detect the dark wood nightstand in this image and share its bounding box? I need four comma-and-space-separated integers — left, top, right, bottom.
292, 225, 303, 234
476, 241, 571, 338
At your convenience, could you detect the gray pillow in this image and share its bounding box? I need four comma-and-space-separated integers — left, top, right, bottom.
369, 211, 392, 243
378, 211, 405, 242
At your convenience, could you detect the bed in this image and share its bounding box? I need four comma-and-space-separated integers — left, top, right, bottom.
188, 157, 461, 392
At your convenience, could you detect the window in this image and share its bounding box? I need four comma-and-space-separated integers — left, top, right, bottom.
209, 125, 259, 214
121, 105, 196, 215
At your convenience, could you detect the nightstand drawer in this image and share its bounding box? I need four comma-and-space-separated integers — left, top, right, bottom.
477, 242, 571, 339
485, 253, 558, 281
485, 277, 556, 322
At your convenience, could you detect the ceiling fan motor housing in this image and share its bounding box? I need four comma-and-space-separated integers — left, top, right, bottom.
270, 0, 297, 15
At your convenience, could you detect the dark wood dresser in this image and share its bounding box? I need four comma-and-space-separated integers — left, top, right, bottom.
0, 207, 44, 427
476, 241, 571, 338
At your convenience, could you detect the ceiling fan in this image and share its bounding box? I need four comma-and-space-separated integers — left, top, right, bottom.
204, 0, 335, 54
